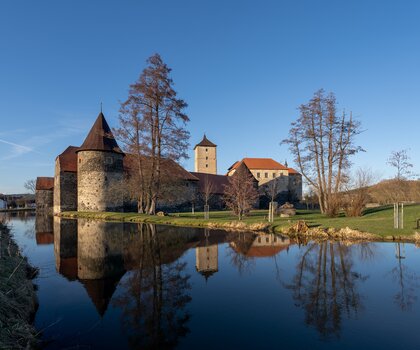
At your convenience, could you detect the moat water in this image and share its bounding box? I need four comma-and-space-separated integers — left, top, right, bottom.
4, 211, 420, 349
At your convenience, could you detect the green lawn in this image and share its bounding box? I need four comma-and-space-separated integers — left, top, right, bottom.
61, 204, 420, 239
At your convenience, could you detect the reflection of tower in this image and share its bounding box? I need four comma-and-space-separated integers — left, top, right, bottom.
195, 229, 218, 281
77, 219, 126, 317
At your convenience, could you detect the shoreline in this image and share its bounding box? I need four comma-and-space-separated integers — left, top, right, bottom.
0, 221, 39, 349
58, 211, 420, 243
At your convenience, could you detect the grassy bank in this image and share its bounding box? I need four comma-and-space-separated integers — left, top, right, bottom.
0, 222, 39, 349
60, 204, 420, 240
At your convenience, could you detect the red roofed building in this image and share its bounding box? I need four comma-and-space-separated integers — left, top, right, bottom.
226, 158, 302, 204
227, 158, 291, 184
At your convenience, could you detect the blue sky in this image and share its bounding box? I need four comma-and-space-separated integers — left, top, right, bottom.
0, 0, 419, 193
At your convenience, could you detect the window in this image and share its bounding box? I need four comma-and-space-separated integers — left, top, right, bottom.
265, 172, 268, 178
206, 148, 208, 152
273, 173, 276, 178
206, 156, 208, 160
206, 164, 208, 168
266, 237, 269, 243
79, 158, 81, 164
257, 172, 260, 178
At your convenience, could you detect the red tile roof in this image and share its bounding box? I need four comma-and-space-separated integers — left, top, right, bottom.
57, 146, 78, 173
36, 177, 54, 190
287, 167, 301, 175
228, 158, 288, 171
77, 112, 123, 154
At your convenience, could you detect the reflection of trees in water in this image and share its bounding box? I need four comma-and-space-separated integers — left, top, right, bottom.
113, 224, 191, 350
286, 242, 367, 339
389, 243, 419, 312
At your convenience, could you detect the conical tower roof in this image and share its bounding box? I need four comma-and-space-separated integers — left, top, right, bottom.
80, 273, 125, 317
77, 112, 123, 154
194, 134, 216, 149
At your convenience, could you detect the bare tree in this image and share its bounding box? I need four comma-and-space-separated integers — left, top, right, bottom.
387, 149, 414, 180
282, 89, 363, 217
224, 164, 258, 220
113, 106, 148, 213
202, 175, 214, 207
115, 53, 190, 214
343, 168, 375, 217
285, 242, 367, 339
24, 179, 36, 194
264, 179, 278, 206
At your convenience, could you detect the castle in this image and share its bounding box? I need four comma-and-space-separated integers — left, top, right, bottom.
35, 112, 302, 213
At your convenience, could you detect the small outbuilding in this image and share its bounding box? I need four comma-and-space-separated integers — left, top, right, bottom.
35, 177, 54, 213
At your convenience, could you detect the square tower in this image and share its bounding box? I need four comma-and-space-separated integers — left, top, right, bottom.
194, 134, 217, 174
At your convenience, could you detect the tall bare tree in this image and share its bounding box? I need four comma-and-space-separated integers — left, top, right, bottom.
115, 53, 190, 214
224, 164, 258, 220
113, 105, 148, 213
24, 179, 36, 194
202, 175, 214, 207
282, 89, 363, 216
387, 149, 414, 180
285, 242, 366, 338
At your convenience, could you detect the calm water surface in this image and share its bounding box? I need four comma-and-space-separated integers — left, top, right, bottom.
4, 212, 420, 349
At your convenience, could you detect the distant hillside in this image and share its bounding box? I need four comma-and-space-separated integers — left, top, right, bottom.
367, 179, 420, 204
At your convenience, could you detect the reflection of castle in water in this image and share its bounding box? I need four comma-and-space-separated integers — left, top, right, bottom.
53, 218, 200, 317
230, 233, 290, 257
52, 218, 292, 317
35, 214, 54, 245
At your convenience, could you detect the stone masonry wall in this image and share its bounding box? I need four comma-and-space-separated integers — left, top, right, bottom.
36, 189, 53, 214
77, 151, 125, 212
288, 174, 303, 201
54, 158, 77, 214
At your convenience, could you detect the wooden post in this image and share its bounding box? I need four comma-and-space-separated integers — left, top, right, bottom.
401, 202, 404, 229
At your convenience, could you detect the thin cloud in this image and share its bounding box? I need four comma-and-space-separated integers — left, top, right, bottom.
0, 138, 41, 160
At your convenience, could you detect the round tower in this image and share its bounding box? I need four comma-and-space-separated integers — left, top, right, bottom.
77, 112, 125, 212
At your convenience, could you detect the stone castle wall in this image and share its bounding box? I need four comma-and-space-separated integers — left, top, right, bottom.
53, 158, 77, 214
35, 189, 53, 214
77, 151, 124, 212
157, 180, 199, 212
288, 174, 303, 201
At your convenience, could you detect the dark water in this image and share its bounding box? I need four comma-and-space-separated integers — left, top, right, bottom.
4, 212, 420, 349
